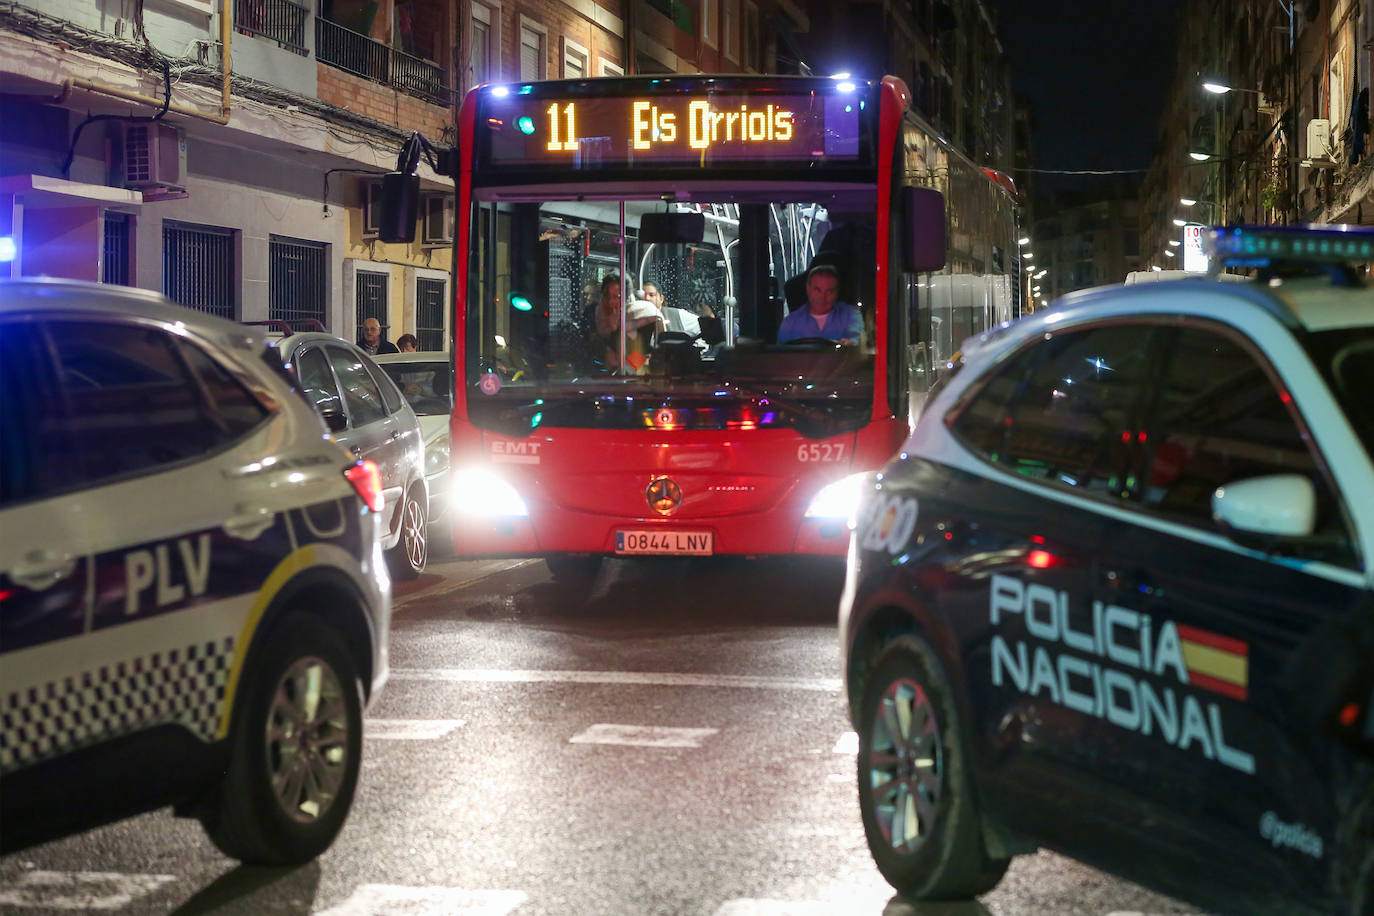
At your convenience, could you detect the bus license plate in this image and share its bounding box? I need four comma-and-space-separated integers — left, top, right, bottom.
615, 530, 714, 556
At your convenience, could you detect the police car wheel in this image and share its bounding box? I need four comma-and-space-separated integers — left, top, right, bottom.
544, 554, 601, 585
387, 486, 427, 579
857, 635, 1009, 899
201, 613, 364, 865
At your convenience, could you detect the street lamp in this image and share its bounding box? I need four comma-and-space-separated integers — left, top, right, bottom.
1172, 218, 1188, 227
1168, 239, 1181, 247
1202, 81, 1264, 97
1164, 249, 1176, 258
1018, 237, 1030, 246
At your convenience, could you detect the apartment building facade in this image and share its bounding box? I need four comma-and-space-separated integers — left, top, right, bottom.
1141, 0, 1373, 270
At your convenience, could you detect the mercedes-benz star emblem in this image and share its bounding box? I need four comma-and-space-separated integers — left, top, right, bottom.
646, 476, 683, 516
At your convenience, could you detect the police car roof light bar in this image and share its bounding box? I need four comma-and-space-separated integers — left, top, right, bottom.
1206, 224, 1374, 268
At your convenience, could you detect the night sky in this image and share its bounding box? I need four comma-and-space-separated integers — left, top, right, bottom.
987, 0, 1185, 203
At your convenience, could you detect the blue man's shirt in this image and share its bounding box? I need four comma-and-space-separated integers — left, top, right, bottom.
777, 301, 863, 343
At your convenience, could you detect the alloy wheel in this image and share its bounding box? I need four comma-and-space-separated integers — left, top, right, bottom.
265, 656, 350, 823
866, 676, 944, 855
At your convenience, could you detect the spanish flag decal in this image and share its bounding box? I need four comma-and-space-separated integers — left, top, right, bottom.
1177, 624, 1249, 701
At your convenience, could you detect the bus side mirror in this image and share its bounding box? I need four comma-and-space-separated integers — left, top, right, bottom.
640, 212, 705, 244
378, 172, 420, 244
903, 186, 947, 273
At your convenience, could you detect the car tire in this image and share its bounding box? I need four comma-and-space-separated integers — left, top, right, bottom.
544, 554, 601, 586
387, 485, 427, 579
857, 635, 1010, 900
200, 613, 364, 865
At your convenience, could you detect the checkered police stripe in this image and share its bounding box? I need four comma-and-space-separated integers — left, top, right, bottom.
0, 638, 235, 773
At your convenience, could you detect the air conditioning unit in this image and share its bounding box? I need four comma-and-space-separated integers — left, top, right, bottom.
124, 123, 186, 189
421, 193, 454, 245
1305, 118, 1336, 167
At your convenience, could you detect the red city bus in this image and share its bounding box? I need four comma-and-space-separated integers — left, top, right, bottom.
391, 74, 1019, 581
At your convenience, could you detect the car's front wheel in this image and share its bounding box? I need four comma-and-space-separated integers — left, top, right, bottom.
857, 634, 1009, 900
387, 485, 427, 579
200, 613, 364, 865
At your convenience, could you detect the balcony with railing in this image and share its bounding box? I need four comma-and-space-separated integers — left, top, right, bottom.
315, 17, 450, 106
235, 0, 309, 55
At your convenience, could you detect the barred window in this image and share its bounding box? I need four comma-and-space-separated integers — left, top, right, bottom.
163, 221, 236, 319
416, 277, 445, 351
270, 235, 328, 331
103, 212, 131, 286
355, 270, 389, 340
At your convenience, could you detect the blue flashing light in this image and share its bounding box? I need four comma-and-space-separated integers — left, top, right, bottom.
517, 85, 533, 95
837, 81, 857, 93
1207, 224, 1374, 265
0, 236, 14, 262
830, 72, 852, 79
510, 293, 533, 311
491, 86, 510, 98
517, 116, 536, 135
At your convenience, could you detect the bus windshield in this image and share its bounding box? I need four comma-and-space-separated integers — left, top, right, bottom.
466, 188, 877, 438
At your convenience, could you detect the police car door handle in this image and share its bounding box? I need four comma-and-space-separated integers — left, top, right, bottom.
10, 550, 76, 590
224, 506, 275, 540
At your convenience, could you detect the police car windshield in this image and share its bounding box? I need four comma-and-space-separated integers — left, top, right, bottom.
1305, 327, 1374, 463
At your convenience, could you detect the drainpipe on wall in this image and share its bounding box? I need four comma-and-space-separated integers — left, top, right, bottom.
623, 0, 635, 74
62, 0, 232, 125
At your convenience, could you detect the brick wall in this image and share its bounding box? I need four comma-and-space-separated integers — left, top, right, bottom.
317, 65, 452, 136
504, 0, 623, 79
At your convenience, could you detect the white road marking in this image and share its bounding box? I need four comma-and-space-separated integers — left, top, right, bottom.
390, 669, 841, 692
714, 901, 849, 915
833, 731, 858, 754
0, 871, 175, 910
366, 719, 466, 740
569, 723, 719, 748
315, 885, 526, 915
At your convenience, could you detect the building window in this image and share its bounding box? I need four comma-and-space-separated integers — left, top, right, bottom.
701, 0, 715, 47
471, 2, 496, 83
270, 235, 328, 330
563, 37, 588, 79
599, 58, 624, 76
163, 221, 236, 319
519, 20, 546, 81
724, 0, 739, 62
356, 270, 390, 341
416, 277, 445, 351
102, 212, 131, 286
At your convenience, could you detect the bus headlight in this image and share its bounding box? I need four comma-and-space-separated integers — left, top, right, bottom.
804, 473, 869, 521
451, 466, 529, 517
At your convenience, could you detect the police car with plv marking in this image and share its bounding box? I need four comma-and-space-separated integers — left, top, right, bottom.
0, 278, 392, 864
839, 225, 1373, 915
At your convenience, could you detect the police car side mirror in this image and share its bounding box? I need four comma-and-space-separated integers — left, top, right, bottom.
1212, 474, 1316, 542
903, 186, 947, 274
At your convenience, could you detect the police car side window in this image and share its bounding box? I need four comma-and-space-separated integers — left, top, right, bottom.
952, 325, 1153, 498
325, 346, 388, 427
1142, 326, 1355, 564
48, 321, 218, 485
0, 322, 78, 504
177, 340, 270, 436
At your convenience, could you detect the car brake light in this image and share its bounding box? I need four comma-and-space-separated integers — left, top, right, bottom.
344, 460, 384, 512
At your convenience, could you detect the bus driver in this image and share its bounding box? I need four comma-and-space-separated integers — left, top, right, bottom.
777, 264, 863, 345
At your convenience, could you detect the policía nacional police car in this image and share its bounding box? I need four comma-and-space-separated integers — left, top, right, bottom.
0, 278, 391, 864
839, 225, 1374, 915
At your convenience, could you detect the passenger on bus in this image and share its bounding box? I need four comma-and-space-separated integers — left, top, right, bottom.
777, 264, 863, 345
591, 272, 659, 371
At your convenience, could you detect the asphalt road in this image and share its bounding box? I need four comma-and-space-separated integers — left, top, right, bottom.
0, 554, 1206, 915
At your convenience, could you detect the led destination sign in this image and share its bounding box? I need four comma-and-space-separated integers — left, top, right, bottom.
480, 91, 865, 169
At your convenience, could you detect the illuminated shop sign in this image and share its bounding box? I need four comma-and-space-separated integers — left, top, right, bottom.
479, 91, 865, 169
